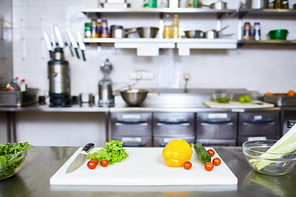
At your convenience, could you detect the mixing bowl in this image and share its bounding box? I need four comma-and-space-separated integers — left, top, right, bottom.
212, 93, 233, 103
243, 140, 296, 176
268, 29, 289, 40
120, 89, 149, 106
0, 149, 27, 180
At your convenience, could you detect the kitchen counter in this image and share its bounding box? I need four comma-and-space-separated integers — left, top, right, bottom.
1, 146, 295, 197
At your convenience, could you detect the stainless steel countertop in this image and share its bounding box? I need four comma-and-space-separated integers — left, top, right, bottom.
1, 146, 295, 197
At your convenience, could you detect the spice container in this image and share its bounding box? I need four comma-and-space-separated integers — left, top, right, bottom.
274, 0, 283, 8
243, 22, 252, 40
84, 23, 91, 38
253, 22, 261, 41
100, 19, 109, 38
282, 0, 289, 9
90, 19, 99, 38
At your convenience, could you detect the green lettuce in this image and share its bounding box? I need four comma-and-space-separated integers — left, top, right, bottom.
87, 140, 129, 165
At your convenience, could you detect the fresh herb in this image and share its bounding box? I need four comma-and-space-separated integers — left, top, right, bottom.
0, 142, 34, 178
87, 140, 129, 165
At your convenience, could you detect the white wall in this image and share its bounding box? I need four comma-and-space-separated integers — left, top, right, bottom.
11, 0, 296, 146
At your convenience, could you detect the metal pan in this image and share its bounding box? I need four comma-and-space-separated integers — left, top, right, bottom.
202, 1, 227, 10
184, 30, 204, 38
204, 25, 229, 39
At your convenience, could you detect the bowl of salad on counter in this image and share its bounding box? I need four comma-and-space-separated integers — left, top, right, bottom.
0, 142, 33, 180
212, 93, 233, 103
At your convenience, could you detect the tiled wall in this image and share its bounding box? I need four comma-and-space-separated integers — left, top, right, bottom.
0, 0, 13, 88
12, 0, 296, 96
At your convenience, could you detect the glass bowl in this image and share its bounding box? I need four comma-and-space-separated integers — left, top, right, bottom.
0, 149, 27, 180
212, 93, 233, 103
242, 140, 296, 176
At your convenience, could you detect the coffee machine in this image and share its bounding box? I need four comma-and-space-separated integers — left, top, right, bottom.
48, 47, 71, 107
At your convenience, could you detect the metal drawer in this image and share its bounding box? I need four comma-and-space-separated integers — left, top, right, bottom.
238, 136, 278, 146
196, 139, 237, 147
238, 112, 279, 136
153, 137, 195, 147
153, 113, 195, 137
111, 136, 152, 147
111, 113, 152, 136
196, 112, 237, 139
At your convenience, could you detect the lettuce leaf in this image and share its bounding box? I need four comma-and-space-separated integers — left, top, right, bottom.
87, 140, 129, 165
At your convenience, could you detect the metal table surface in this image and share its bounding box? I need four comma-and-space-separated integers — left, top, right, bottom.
1, 146, 295, 197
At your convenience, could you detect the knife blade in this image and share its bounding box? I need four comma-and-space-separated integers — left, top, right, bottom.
54, 25, 65, 48
64, 32, 74, 57
43, 31, 53, 58
67, 30, 80, 59
77, 31, 86, 61
66, 143, 94, 174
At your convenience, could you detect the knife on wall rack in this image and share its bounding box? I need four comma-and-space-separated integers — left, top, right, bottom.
77, 31, 86, 61
67, 30, 80, 59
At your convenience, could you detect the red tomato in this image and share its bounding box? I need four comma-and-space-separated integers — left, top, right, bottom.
183, 161, 192, 170
87, 160, 97, 170
207, 149, 215, 157
287, 90, 296, 96
100, 159, 109, 167
204, 162, 214, 171
90, 158, 99, 165
213, 157, 221, 166
278, 94, 285, 96
265, 92, 273, 95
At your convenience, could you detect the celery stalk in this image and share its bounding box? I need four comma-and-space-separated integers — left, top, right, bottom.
249, 124, 296, 171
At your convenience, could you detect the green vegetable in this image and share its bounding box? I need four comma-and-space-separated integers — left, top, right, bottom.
87, 140, 129, 165
194, 143, 211, 164
239, 95, 251, 103
250, 124, 296, 170
0, 141, 34, 178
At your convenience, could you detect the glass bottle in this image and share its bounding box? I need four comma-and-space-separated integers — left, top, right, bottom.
84, 23, 91, 38
163, 14, 171, 39
100, 19, 109, 38
171, 14, 179, 39
90, 19, 99, 38
243, 22, 251, 40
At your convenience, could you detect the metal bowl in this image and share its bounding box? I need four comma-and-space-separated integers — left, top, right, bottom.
184, 30, 204, 38
120, 89, 149, 106
136, 27, 159, 38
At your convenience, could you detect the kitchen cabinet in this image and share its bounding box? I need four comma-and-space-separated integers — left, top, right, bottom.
237, 111, 280, 146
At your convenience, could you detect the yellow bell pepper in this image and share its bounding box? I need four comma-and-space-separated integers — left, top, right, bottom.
162, 139, 193, 167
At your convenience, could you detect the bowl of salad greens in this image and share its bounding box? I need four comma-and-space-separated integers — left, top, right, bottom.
0, 142, 33, 180
212, 93, 233, 103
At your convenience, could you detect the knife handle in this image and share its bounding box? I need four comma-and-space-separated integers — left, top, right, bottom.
82, 143, 94, 153
75, 48, 80, 59
82, 51, 86, 61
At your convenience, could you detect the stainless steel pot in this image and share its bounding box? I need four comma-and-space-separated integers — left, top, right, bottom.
202, 1, 227, 10
109, 25, 131, 38
184, 30, 204, 38
204, 25, 229, 39
246, 0, 269, 9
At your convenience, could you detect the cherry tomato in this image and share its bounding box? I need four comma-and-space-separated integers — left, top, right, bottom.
100, 159, 109, 167
213, 157, 221, 166
265, 92, 273, 95
207, 149, 215, 157
87, 160, 97, 170
90, 158, 99, 165
204, 162, 214, 171
278, 94, 285, 96
183, 161, 192, 170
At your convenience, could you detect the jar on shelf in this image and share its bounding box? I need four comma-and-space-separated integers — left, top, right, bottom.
100, 19, 109, 38
243, 22, 252, 40
274, 0, 283, 9
84, 23, 91, 38
171, 14, 179, 38
90, 19, 99, 38
253, 22, 261, 41
163, 14, 171, 38
282, 0, 289, 9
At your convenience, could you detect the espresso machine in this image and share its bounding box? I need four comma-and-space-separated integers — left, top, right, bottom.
48, 47, 71, 107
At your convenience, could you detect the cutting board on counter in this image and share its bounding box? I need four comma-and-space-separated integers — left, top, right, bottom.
50, 147, 237, 186
203, 101, 274, 108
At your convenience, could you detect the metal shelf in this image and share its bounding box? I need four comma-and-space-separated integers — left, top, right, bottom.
237, 40, 296, 47
238, 8, 296, 18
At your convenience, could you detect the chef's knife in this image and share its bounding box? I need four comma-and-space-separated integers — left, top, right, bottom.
43, 31, 53, 58
64, 32, 74, 57
67, 30, 80, 59
77, 31, 86, 61
54, 25, 65, 48
66, 143, 94, 174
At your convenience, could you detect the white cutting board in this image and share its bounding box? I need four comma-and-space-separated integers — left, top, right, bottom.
203, 101, 274, 108
50, 147, 237, 186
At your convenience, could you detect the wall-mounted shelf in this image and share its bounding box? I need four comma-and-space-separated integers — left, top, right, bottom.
238, 8, 296, 18
237, 40, 296, 47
